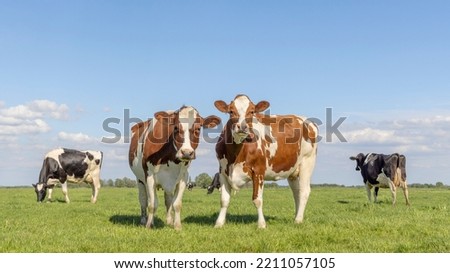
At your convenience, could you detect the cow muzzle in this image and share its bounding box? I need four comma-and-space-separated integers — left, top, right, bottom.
178, 148, 195, 161
232, 122, 251, 144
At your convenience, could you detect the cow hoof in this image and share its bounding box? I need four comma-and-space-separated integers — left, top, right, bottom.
214, 222, 225, 228
174, 224, 182, 231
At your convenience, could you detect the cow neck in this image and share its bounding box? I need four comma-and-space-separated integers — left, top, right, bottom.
223, 125, 256, 164
147, 132, 182, 167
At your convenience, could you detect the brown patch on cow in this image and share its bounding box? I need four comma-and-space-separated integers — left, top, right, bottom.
265, 115, 302, 173
303, 121, 318, 145
128, 121, 150, 167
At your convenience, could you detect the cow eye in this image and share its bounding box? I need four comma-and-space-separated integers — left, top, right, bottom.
173, 126, 179, 132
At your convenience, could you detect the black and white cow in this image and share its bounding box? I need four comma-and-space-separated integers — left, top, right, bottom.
207, 173, 220, 194
33, 148, 103, 203
350, 153, 410, 205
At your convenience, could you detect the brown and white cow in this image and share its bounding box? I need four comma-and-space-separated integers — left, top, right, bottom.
129, 106, 221, 230
213, 94, 318, 228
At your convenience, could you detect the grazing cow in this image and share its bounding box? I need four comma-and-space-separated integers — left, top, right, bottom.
32, 148, 103, 203
207, 173, 221, 194
129, 106, 221, 230
350, 153, 410, 205
213, 94, 318, 228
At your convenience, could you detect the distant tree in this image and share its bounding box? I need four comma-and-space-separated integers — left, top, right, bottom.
195, 173, 213, 189
106, 179, 114, 187
123, 177, 137, 188
436, 182, 444, 188
265, 182, 279, 188
114, 178, 125, 188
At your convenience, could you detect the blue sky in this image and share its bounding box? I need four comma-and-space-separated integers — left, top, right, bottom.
1, 1, 450, 187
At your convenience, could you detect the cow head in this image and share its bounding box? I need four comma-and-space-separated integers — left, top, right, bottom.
349, 153, 366, 171
155, 106, 221, 161
32, 183, 47, 202
214, 94, 270, 144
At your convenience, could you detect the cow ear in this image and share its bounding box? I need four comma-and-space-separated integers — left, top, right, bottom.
86, 152, 94, 161
214, 100, 229, 113
154, 111, 174, 124
202, 115, 221, 129
255, 101, 270, 113
349, 156, 357, 161
32, 183, 37, 188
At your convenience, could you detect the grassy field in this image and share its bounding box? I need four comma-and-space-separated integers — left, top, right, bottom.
0, 186, 449, 253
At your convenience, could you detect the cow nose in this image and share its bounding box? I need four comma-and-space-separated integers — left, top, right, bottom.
235, 123, 248, 132
241, 123, 248, 132
181, 149, 195, 158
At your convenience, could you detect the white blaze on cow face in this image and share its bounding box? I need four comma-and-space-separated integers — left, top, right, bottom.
231, 96, 252, 144
175, 106, 199, 161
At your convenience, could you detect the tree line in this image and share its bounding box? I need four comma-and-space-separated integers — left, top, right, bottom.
64, 174, 449, 189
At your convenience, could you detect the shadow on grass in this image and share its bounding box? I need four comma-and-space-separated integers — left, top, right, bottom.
111, 213, 276, 228
109, 214, 165, 229
46, 198, 92, 203
184, 213, 275, 226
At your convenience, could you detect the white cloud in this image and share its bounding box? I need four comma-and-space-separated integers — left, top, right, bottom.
0, 119, 51, 135
0, 100, 69, 121
28, 100, 69, 120
0, 100, 70, 136
344, 128, 398, 144
58, 131, 95, 143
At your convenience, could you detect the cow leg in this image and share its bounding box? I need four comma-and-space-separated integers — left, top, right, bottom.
290, 157, 314, 224
374, 187, 379, 203
171, 180, 187, 231
90, 176, 101, 204
164, 191, 174, 226
47, 187, 53, 202
389, 181, 397, 206
145, 175, 158, 229
290, 173, 311, 224
215, 175, 232, 228
365, 182, 372, 203
401, 181, 410, 206
252, 175, 266, 229
137, 180, 148, 226
61, 183, 70, 203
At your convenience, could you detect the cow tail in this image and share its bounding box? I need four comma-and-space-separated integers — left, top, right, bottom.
394, 166, 402, 187
394, 154, 407, 188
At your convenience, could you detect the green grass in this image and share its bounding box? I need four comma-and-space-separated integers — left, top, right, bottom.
1, 186, 449, 253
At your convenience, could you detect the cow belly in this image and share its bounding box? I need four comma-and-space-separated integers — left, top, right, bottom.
67, 175, 90, 184
223, 161, 251, 190
376, 173, 392, 188
264, 164, 298, 181
153, 163, 187, 193
130, 160, 146, 183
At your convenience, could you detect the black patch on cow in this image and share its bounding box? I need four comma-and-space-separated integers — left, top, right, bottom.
398, 155, 407, 181
38, 157, 64, 184
86, 151, 94, 161
59, 149, 88, 179
148, 134, 181, 167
